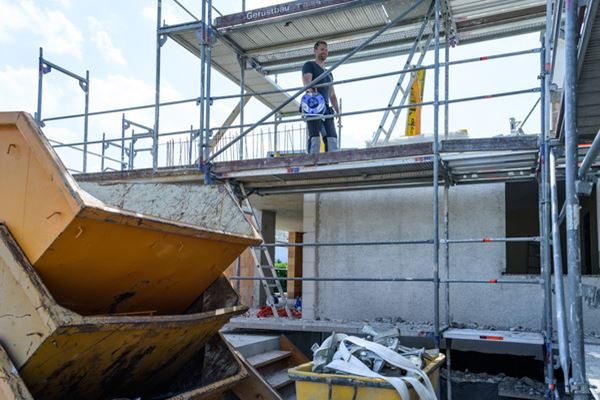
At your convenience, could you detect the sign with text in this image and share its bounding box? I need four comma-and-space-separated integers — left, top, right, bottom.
215, 0, 359, 29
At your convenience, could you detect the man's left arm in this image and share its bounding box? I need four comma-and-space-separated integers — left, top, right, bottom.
330, 85, 341, 122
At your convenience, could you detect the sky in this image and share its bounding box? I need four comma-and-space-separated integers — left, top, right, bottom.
0, 0, 544, 173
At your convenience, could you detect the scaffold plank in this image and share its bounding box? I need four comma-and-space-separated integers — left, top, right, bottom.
443, 328, 544, 345
75, 136, 545, 193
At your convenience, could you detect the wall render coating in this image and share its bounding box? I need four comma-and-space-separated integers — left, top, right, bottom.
305, 183, 600, 333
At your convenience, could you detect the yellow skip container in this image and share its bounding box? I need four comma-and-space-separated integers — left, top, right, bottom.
0, 111, 263, 399
0, 223, 248, 399
0, 112, 261, 315
288, 354, 445, 400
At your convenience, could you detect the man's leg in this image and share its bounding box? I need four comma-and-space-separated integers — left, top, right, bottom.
323, 109, 338, 152
306, 119, 321, 154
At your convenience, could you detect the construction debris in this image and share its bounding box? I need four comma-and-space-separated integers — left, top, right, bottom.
446, 369, 546, 399
309, 326, 439, 399
256, 305, 301, 319
583, 284, 600, 309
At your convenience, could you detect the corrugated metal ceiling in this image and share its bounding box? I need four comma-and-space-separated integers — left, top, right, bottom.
214, 0, 545, 75
577, 3, 600, 139
163, 23, 300, 116
161, 0, 548, 116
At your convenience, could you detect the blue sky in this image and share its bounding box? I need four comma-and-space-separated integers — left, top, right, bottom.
0, 0, 543, 172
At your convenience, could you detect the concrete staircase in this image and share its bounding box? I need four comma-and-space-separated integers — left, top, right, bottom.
225, 334, 309, 400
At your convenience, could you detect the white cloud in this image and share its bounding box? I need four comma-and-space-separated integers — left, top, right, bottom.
0, 66, 82, 119
0, 0, 82, 58
86, 74, 200, 137
52, 0, 71, 8
88, 17, 127, 67
0, 65, 85, 171
92, 31, 127, 65
0, 1, 27, 42
0, 67, 37, 113
77, 74, 206, 170
142, 5, 156, 22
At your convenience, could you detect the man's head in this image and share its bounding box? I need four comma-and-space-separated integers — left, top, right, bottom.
313, 40, 328, 63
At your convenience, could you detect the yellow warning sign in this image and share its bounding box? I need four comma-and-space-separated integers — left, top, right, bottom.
406, 68, 426, 136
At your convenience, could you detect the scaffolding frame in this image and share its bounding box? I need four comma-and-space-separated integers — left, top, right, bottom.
31, 0, 599, 398
201, 0, 560, 397
194, 1, 591, 398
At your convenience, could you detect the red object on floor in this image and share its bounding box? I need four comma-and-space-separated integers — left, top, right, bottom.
256, 306, 301, 319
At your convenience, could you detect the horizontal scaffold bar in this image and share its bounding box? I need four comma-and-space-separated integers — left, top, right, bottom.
228, 276, 542, 285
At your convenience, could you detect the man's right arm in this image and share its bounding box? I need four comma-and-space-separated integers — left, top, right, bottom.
302, 62, 315, 93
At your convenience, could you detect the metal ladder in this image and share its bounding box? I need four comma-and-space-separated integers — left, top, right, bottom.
371, 12, 435, 146
228, 181, 293, 318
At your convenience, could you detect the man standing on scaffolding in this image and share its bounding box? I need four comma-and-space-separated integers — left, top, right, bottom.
302, 40, 341, 153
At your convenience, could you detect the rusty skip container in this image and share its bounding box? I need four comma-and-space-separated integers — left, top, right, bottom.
0, 330, 249, 400
0, 112, 261, 315
0, 223, 250, 399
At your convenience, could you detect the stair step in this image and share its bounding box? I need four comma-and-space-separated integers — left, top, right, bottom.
247, 349, 292, 369
265, 369, 292, 389
223, 334, 280, 358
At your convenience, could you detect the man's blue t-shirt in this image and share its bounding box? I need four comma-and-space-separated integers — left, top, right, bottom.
302, 61, 333, 106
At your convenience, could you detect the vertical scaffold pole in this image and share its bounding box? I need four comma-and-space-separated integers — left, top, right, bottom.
121, 113, 126, 170
274, 114, 280, 156
444, 21, 450, 142
153, 0, 162, 172
83, 70, 90, 173
204, 0, 213, 166
189, 125, 194, 165
539, 31, 554, 398
565, 0, 588, 397
444, 181, 451, 400
240, 56, 246, 160
338, 98, 343, 147
550, 147, 571, 389
101, 133, 106, 172
36, 47, 44, 125
443, 13, 451, 327
443, 15, 452, 399
198, 0, 207, 169
433, 0, 441, 349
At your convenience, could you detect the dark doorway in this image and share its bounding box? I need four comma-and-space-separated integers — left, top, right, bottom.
505, 181, 598, 275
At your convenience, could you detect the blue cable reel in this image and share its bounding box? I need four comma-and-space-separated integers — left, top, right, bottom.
301, 92, 326, 116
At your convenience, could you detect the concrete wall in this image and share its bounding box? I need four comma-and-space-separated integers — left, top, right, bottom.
303, 183, 600, 334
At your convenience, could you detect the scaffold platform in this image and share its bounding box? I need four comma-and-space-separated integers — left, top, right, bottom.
76, 135, 542, 194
